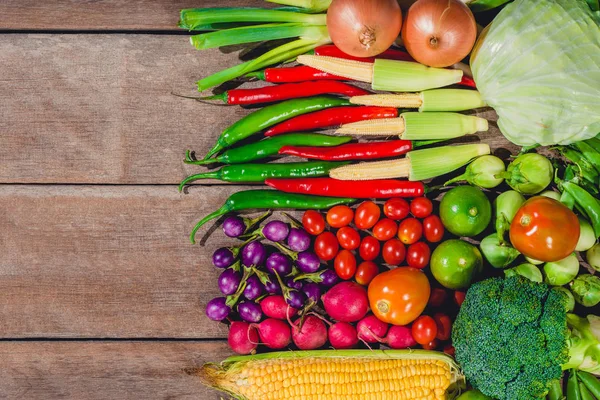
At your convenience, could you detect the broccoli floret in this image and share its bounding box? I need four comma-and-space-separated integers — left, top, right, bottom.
452, 276, 569, 400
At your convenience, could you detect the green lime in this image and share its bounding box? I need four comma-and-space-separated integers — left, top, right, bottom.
430, 239, 483, 290
457, 390, 493, 400
440, 186, 492, 237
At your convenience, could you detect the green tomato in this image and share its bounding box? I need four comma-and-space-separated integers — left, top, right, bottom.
504, 263, 543, 282
576, 217, 596, 252
543, 254, 579, 286
525, 256, 544, 265
440, 186, 492, 237
503, 153, 553, 195
430, 239, 484, 290
480, 233, 520, 269
540, 190, 561, 201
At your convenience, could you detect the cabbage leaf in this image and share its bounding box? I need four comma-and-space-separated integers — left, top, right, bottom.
471, 0, 600, 146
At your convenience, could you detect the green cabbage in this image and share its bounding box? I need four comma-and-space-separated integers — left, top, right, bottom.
471, 0, 600, 146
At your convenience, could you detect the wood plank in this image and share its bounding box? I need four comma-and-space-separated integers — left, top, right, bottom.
0, 0, 265, 31
0, 184, 255, 339
0, 341, 231, 400
0, 34, 516, 185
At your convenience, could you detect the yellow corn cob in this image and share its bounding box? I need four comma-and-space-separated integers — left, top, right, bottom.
350, 93, 423, 108
195, 350, 466, 400
330, 158, 411, 181
297, 55, 373, 82
336, 117, 406, 136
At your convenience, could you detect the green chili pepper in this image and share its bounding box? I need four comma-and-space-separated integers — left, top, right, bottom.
179, 161, 348, 188
186, 133, 352, 165
571, 141, 600, 174
190, 190, 355, 243
559, 147, 599, 187
579, 371, 600, 398
561, 181, 600, 238
579, 382, 595, 400
548, 379, 564, 400
468, 0, 511, 12
204, 96, 351, 159
568, 370, 582, 400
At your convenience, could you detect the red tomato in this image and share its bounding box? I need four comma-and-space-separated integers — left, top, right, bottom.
427, 288, 447, 308
384, 198, 410, 220
422, 339, 439, 350
359, 236, 381, 261
454, 291, 466, 306
443, 344, 456, 357
423, 215, 444, 243
398, 218, 423, 245
382, 239, 406, 265
355, 261, 379, 286
326, 205, 354, 228
314, 231, 339, 261
411, 315, 437, 345
334, 249, 357, 280
302, 210, 325, 235
406, 242, 431, 269
355, 201, 381, 230
372, 218, 398, 241
509, 196, 580, 262
434, 313, 452, 341
336, 226, 360, 250
410, 197, 433, 218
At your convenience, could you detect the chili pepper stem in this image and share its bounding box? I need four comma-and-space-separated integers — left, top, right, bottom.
204, 141, 225, 160
190, 204, 230, 244
179, 171, 221, 192
244, 71, 267, 81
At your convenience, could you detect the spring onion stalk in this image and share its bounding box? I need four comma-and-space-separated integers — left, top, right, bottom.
328, 143, 490, 181
265, 0, 332, 12
190, 23, 327, 50
372, 59, 463, 92
401, 112, 488, 140
179, 8, 327, 30
419, 89, 487, 112
197, 36, 330, 91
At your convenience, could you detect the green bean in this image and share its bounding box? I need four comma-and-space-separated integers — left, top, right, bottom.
579, 382, 595, 400
572, 141, 600, 174
548, 379, 565, 400
568, 370, 582, 400
562, 181, 600, 238
579, 371, 600, 398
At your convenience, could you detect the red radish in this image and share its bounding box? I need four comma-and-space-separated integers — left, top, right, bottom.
322, 281, 369, 322
357, 315, 389, 344
253, 318, 291, 349
385, 325, 417, 349
260, 295, 298, 320
228, 321, 259, 355
329, 322, 359, 349
291, 315, 328, 350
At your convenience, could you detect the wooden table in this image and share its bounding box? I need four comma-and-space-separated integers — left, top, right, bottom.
0, 1, 513, 398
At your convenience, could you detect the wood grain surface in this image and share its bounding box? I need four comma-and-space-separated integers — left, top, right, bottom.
0, 341, 231, 400
0, 0, 266, 31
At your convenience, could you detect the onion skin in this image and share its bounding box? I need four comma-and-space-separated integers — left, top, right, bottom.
402, 0, 477, 67
327, 0, 403, 58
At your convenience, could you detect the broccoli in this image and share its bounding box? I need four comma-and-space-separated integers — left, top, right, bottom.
452, 276, 600, 400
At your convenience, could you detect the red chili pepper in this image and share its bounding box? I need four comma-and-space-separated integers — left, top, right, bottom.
312, 44, 414, 63
264, 106, 398, 137
265, 177, 425, 199
200, 81, 370, 105
247, 66, 348, 83
279, 140, 413, 161
459, 75, 477, 89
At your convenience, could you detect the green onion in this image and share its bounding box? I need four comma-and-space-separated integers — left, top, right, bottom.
190, 23, 326, 50
372, 59, 463, 92
419, 89, 487, 112
179, 8, 326, 30
266, 0, 332, 12
401, 112, 488, 140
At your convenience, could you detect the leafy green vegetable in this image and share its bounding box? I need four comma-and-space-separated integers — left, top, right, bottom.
471, 0, 600, 146
452, 277, 600, 399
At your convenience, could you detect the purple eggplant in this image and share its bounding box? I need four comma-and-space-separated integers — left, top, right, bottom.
205, 297, 231, 321
218, 268, 241, 296
302, 282, 322, 303
285, 277, 303, 291
243, 274, 265, 301
212, 247, 237, 269
296, 269, 339, 287
297, 251, 320, 273
265, 252, 293, 276
222, 216, 246, 238
238, 300, 263, 323
287, 228, 311, 252
286, 290, 306, 309
262, 220, 290, 242
242, 241, 266, 267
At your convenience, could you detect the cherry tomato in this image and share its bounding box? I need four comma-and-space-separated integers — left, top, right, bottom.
355, 201, 381, 230
359, 236, 381, 261
326, 205, 354, 228
433, 313, 452, 341
384, 198, 410, 220
302, 210, 325, 235
410, 197, 433, 218
334, 249, 357, 280
443, 344, 456, 357
336, 226, 361, 250
355, 261, 379, 286
368, 267, 431, 325
423, 215, 444, 243
406, 242, 431, 269
510, 196, 580, 262
398, 218, 423, 245
372, 218, 398, 241
314, 231, 339, 261
422, 339, 439, 350
411, 315, 437, 345
454, 291, 466, 306
427, 288, 447, 308
382, 239, 406, 265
